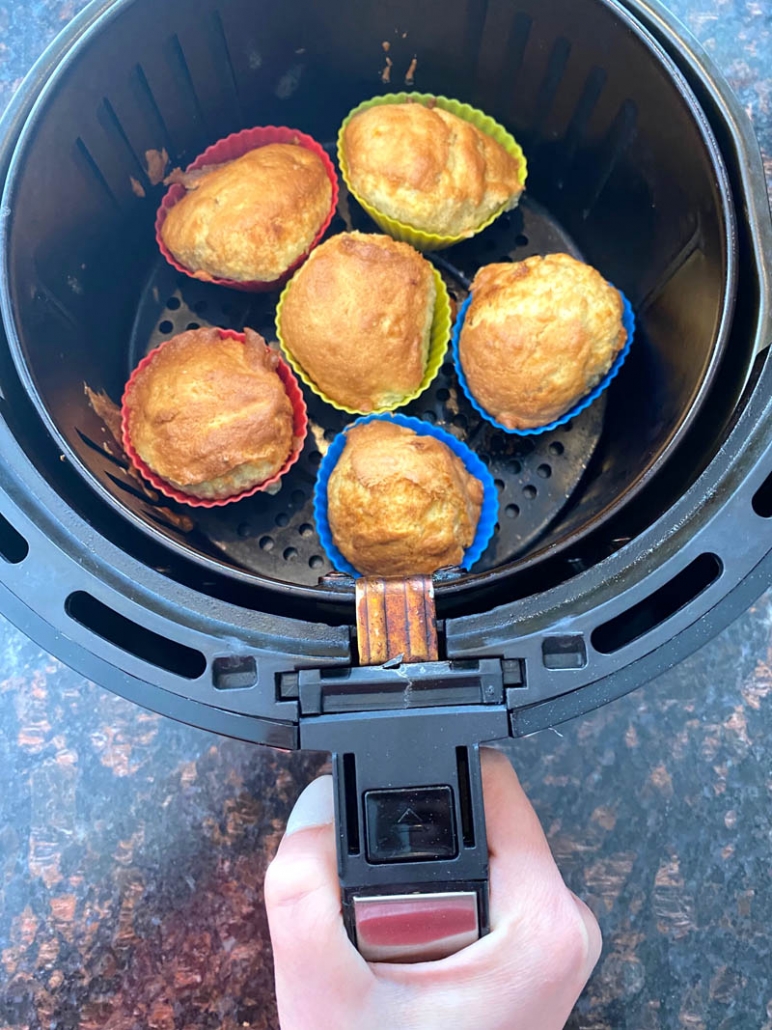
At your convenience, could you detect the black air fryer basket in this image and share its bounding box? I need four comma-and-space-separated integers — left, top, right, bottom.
0, 0, 770, 960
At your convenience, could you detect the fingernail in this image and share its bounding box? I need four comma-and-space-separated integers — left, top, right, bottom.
285, 775, 335, 836
569, 891, 603, 976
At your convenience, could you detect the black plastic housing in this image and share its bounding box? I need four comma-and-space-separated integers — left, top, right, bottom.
1, 0, 737, 623
0, 0, 766, 753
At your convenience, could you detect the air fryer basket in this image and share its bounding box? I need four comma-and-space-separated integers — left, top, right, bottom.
1, 0, 737, 619
0, 0, 767, 747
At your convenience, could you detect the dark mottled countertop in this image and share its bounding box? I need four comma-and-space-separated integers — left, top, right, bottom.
1, 1, 772, 1028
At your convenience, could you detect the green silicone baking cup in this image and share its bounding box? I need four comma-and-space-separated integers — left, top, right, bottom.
337, 92, 528, 251
276, 264, 451, 416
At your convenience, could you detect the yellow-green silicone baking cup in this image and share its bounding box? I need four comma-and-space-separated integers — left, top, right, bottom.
276, 265, 451, 415
337, 92, 528, 252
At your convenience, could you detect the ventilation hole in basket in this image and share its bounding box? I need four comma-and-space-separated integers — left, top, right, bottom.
437, 388, 450, 402
0, 512, 29, 564
73, 137, 116, 206
453, 414, 468, 430
494, 523, 501, 534
309, 451, 322, 466
159, 320, 174, 334
515, 234, 529, 247
523, 485, 537, 499
505, 504, 520, 519
592, 553, 722, 654
479, 453, 491, 466
563, 422, 573, 432
324, 428, 337, 442
77, 429, 129, 470
537, 464, 552, 479
275, 513, 289, 527
193, 300, 208, 315
283, 547, 298, 561
298, 523, 314, 538
752, 470, 772, 517
549, 441, 565, 457
166, 297, 181, 310
442, 362, 454, 376
494, 478, 505, 493
309, 555, 324, 569
291, 489, 305, 505
509, 459, 522, 474
66, 591, 205, 679
237, 522, 251, 538
423, 411, 437, 424
186, 322, 200, 331
259, 535, 274, 551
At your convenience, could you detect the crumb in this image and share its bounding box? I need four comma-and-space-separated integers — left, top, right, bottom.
310, 421, 330, 456
381, 56, 393, 84
129, 176, 146, 198
382, 41, 390, 51
295, 47, 306, 54
405, 56, 417, 85
145, 147, 169, 185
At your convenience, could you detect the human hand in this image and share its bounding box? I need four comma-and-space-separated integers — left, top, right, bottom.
265, 748, 601, 1030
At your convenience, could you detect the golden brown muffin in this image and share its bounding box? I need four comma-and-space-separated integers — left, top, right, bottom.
279, 232, 436, 411
160, 144, 332, 282
125, 327, 295, 499
342, 102, 525, 237
326, 420, 484, 576
459, 254, 627, 430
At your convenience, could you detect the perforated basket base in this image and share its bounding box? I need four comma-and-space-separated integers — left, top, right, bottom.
127, 191, 606, 587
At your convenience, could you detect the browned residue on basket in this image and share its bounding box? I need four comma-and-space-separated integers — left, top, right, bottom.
84, 384, 195, 532
130, 176, 146, 198
145, 147, 169, 185
405, 56, 418, 86
380, 40, 393, 83
84, 385, 123, 445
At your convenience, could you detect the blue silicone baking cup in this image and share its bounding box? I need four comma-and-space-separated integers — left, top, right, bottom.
313, 412, 499, 578
450, 287, 636, 436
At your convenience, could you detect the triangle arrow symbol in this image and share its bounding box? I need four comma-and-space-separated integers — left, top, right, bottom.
397, 807, 424, 827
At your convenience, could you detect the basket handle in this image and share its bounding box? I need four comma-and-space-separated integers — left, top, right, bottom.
300, 577, 508, 963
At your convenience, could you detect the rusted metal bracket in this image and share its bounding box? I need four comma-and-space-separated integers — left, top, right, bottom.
355, 576, 439, 666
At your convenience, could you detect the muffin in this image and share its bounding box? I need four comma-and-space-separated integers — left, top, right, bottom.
339, 96, 526, 241
325, 419, 484, 576
122, 327, 299, 501
159, 142, 333, 283
277, 232, 444, 412
457, 253, 628, 430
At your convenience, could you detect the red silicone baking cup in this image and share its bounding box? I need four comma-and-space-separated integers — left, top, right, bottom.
121, 328, 309, 508
155, 126, 339, 292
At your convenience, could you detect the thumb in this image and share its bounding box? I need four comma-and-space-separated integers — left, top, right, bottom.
265, 776, 375, 1029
